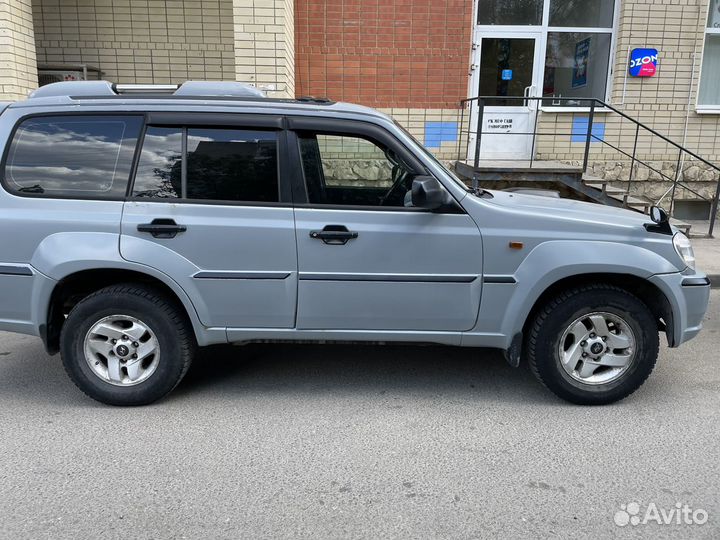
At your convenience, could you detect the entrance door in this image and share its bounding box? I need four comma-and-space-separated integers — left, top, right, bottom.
469, 32, 542, 161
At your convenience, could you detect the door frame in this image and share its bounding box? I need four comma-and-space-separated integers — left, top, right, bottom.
468, 29, 544, 161
470, 28, 545, 106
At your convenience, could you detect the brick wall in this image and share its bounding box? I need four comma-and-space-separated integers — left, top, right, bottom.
0, 0, 37, 100
32, 0, 236, 84
295, 0, 473, 108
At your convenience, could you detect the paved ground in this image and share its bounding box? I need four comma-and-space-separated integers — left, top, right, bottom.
694, 237, 720, 284
0, 295, 718, 539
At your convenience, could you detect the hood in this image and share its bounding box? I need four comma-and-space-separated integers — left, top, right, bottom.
481, 189, 652, 230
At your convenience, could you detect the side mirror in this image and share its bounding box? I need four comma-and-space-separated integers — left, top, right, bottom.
411, 175, 453, 210
650, 205, 669, 224
645, 205, 672, 234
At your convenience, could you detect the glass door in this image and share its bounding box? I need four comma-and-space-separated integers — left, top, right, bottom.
468, 32, 542, 161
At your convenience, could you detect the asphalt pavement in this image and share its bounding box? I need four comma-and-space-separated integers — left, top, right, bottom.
0, 293, 718, 539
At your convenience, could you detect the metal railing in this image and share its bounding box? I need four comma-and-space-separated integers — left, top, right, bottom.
457, 96, 720, 237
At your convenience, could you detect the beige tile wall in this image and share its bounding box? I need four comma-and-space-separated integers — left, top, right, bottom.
233, 0, 295, 97
380, 108, 464, 161
32, 0, 236, 84
0, 0, 38, 100
537, 0, 720, 167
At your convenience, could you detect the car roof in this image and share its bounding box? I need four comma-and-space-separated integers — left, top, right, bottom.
10, 80, 391, 123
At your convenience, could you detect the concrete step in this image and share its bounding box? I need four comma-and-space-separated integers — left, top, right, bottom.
564, 173, 692, 234
584, 182, 626, 196
458, 159, 583, 173
670, 218, 692, 235
623, 195, 652, 210
586, 181, 692, 233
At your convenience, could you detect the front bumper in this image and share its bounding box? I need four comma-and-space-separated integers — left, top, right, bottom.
649, 270, 710, 347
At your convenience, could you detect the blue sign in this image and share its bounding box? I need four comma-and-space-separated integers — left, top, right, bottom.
629, 48, 658, 77
501, 69, 513, 81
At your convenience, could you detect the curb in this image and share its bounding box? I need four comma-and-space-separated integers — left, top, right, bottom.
708, 275, 720, 289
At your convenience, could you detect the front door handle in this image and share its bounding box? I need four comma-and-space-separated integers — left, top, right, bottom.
137, 218, 187, 239
310, 225, 358, 245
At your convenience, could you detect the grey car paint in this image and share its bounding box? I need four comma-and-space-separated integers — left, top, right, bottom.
120, 202, 298, 329
0, 89, 710, 356
294, 207, 483, 331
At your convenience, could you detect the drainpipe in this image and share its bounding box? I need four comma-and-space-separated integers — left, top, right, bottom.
673, 1, 704, 216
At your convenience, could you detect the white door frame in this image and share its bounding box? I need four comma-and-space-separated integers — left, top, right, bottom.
468, 29, 544, 161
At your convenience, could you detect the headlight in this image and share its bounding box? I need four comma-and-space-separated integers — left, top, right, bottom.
673, 232, 695, 269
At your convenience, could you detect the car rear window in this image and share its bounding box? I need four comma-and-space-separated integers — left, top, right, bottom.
3, 115, 143, 198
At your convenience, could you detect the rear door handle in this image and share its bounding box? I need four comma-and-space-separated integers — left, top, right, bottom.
137, 218, 187, 239
310, 225, 358, 245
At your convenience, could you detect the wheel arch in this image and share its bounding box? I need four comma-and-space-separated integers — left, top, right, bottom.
521, 273, 675, 348
41, 267, 221, 354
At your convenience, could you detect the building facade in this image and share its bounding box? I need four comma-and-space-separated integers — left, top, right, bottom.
1, 0, 720, 213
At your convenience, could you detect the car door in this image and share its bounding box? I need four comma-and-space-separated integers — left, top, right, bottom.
287, 116, 483, 332
120, 113, 297, 329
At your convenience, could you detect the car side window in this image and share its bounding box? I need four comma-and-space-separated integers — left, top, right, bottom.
133, 127, 182, 198
297, 132, 414, 207
186, 128, 278, 202
132, 126, 280, 203
4, 115, 142, 198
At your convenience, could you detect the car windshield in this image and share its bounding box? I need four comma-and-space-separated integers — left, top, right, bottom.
392, 120, 470, 192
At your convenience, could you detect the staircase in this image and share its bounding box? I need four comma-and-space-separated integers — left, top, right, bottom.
453, 160, 692, 235
455, 96, 720, 237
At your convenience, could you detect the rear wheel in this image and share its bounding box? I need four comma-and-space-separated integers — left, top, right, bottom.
60, 284, 195, 406
527, 284, 659, 405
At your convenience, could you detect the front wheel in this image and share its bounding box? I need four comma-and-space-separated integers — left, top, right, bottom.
527, 284, 659, 405
60, 284, 195, 406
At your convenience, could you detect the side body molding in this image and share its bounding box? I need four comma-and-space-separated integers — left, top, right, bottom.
29, 232, 226, 346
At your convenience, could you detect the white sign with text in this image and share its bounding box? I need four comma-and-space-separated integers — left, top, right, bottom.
468, 110, 534, 161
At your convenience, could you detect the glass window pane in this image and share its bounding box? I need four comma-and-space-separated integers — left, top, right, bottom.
5, 115, 141, 197
542, 32, 612, 106
699, 35, 720, 106
186, 128, 279, 202
708, 0, 720, 28
549, 0, 615, 27
133, 127, 182, 198
478, 0, 542, 25
479, 38, 536, 105
299, 133, 412, 207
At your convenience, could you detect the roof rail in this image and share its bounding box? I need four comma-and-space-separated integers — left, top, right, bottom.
27, 80, 267, 100
296, 96, 333, 104
28, 80, 116, 99
115, 83, 178, 94
174, 81, 265, 98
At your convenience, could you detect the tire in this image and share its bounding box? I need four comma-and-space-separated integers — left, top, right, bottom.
60, 284, 195, 406
527, 284, 659, 405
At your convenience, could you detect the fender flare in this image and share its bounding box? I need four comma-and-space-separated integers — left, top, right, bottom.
30, 232, 223, 347
498, 240, 680, 346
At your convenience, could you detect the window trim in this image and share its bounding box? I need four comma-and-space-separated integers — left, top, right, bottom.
286, 117, 465, 214
696, 14, 720, 112
0, 111, 145, 202
471, 0, 620, 108
145, 112, 283, 129
127, 121, 289, 205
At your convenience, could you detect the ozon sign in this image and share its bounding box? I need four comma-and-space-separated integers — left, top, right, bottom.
629, 48, 658, 77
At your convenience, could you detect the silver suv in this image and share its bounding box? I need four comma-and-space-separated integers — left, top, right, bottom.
0, 81, 709, 406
